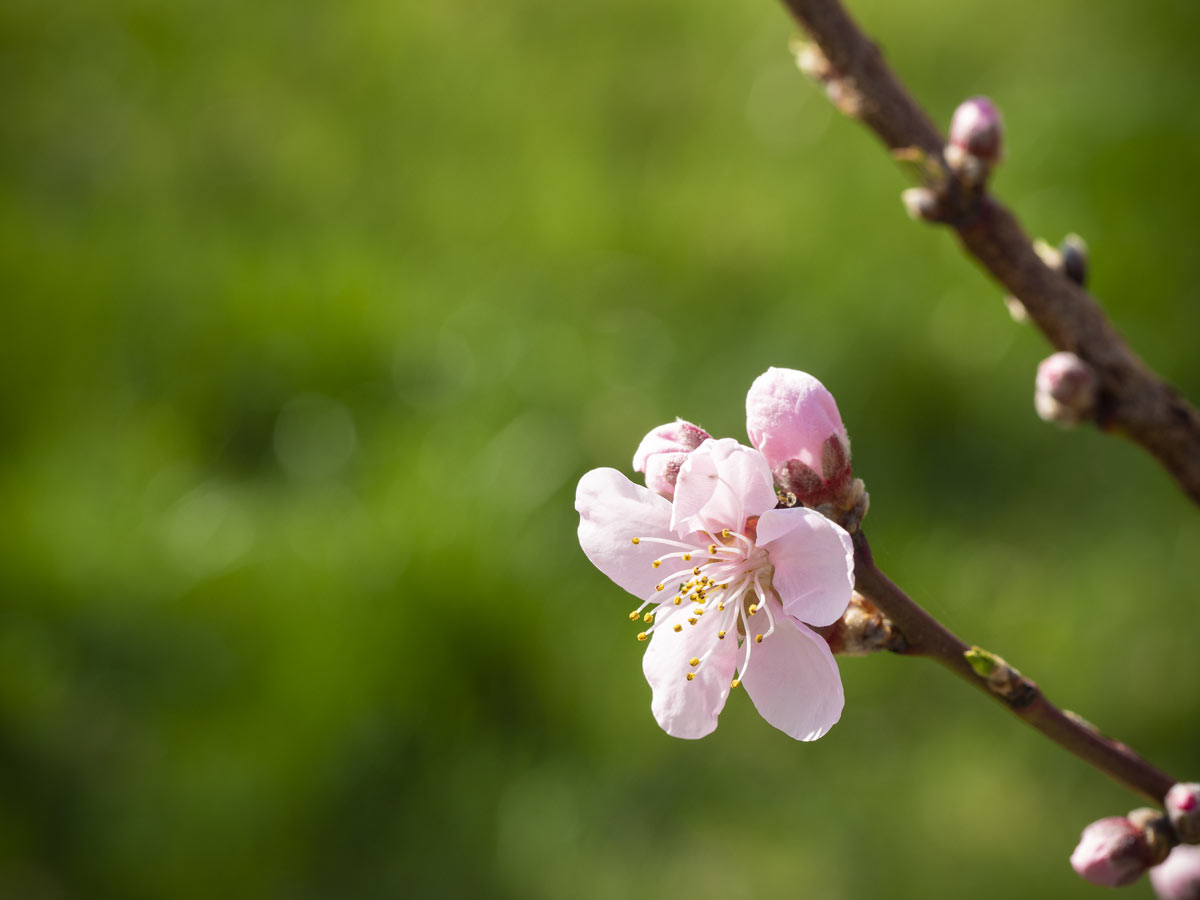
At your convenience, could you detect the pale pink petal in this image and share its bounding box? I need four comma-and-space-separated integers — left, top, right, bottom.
740, 596, 844, 740
746, 367, 847, 472
671, 439, 777, 535
642, 607, 738, 739
576, 468, 674, 600
1150, 844, 1200, 900
756, 507, 855, 627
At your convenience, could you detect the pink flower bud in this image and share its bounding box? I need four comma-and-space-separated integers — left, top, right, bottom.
1071, 817, 1153, 887
746, 368, 848, 475
632, 419, 710, 500
1167, 783, 1200, 844
1035, 351, 1098, 426
949, 96, 1004, 162
1151, 845, 1200, 900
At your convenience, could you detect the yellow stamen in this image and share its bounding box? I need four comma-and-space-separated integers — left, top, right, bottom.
631, 537, 640, 544
721, 529, 731, 538
731, 679, 740, 689
748, 603, 758, 615
637, 632, 647, 642
708, 544, 716, 554
692, 566, 701, 576
644, 613, 654, 623
652, 560, 661, 569
755, 634, 763, 644
718, 630, 726, 640
689, 657, 700, 667
655, 584, 664, 592
686, 672, 695, 681
682, 553, 691, 561
688, 617, 697, 625
673, 597, 682, 606
628, 611, 639, 621
673, 624, 682, 633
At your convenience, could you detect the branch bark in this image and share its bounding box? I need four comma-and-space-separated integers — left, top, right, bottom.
778, 0, 1200, 506
852, 530, 1176, 804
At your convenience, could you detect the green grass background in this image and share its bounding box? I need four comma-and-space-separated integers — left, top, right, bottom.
2, 0, 1198, 897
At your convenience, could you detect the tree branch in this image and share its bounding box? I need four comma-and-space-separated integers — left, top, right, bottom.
851, 530, 1176, 803
778, 0, 1200, 506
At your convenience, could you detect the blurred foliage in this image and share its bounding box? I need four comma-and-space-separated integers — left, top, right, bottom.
2, 0, 1199, 897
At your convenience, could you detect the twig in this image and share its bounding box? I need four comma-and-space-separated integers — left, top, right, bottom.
778, 0, 1200, 506
852, 530, 1176, 803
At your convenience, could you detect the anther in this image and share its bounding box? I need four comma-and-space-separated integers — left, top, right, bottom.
755, 634, 763, 644
718, 630, 726, 640
721, 529, 731, 538
628, 611, 640, 621
652, 560, 661, 569
631, 537, 640, 544
694, 608, 704, 615
655, 584, 664, 592
643, 613, 654, 623
686, 673, 695, 681
682, 554, 691, 561
673, 624, 682, 633
731, 679, 740, 689
688, 617, 697, 625
673, 597, 682, 606
708, 544, 716, 554
636, 632, 648, 642
748, 603, 758, 615
689, 657, 700, 667
692, 567, 701, 576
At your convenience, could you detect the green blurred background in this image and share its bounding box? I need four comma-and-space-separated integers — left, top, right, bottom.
2, 0, 1198, 897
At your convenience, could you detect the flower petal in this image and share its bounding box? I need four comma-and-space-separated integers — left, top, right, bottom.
756, 506, 854, 627
740, 596, 844, 741
576, 468, 674, 600
671, 439, 777, 535
642, 606, 738, 739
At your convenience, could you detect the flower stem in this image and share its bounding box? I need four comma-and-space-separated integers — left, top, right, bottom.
852, 530, 1175, 804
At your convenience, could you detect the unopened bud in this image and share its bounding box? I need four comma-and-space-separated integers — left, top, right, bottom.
949, 96, 1004, 162
1151, 845, 1200, 900
901, 187, 941, 222
746, 368, 848, 475
791, 38, 833, 81
1060, 233, 1089, 287
632, 419, 710, 500
1071, 817, 1154, 887
1167, 783, 1200, 844
1035, 351, 1098, 426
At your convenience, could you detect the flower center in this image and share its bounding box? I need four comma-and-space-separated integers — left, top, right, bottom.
628, 520, 778, 688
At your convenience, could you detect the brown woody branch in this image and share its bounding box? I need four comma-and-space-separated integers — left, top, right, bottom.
779, 0, 1200, 506
851, 531, 1176, 803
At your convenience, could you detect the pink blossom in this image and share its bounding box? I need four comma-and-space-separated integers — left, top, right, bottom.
746, 367, 848, 475
632, 419, 711, 500
1070, 817, 1151, 887
576, 438, 855, 740
1151, 845, 1200, 900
